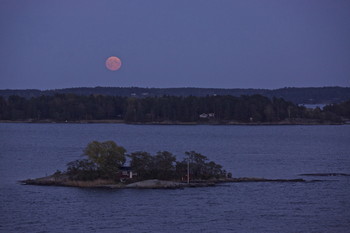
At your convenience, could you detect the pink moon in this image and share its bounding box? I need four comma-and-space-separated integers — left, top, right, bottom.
105, 56, 122, 71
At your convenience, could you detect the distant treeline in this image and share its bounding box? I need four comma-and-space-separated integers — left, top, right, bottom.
0, 94, 349, 123
1, 86, 350, 104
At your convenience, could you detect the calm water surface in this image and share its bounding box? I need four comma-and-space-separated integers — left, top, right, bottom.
1, 123, 350, 232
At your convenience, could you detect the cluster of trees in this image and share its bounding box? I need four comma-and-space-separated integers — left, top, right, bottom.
129, 150, 229, 181
0, 94, 125, 121
0, 94, 348, 123
67, 141, 126, 181
1, 86, 350, 104
66, 141, 228, 182
323, 100, 350, 119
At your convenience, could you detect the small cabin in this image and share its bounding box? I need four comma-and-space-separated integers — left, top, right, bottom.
119, 166, 137, 179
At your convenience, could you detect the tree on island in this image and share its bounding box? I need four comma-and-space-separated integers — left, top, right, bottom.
128, 151, 176, 180
175, 151, 228, 180
67, 141, 126, 181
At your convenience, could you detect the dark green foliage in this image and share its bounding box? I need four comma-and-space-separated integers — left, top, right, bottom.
66, 159, 99, 181
66, 141, 126, 181
65, 141, 227, 181
128, 151, 176, 180
0, 94, 126, 121
83, 141, 126, 179
153, 151, 177, 180
128, 151, 154, 179
128, 150, 227, 181
180, 151, 226, 180
323, 100, 350, 119
0, 93, 348, 123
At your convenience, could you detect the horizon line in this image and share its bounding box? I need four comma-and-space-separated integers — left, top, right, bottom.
1, 85, 349, 91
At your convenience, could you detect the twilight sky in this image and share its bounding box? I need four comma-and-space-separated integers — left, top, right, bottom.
1, 0, 349, 90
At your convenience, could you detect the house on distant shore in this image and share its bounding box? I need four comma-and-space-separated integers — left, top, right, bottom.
199, 113, 215, 119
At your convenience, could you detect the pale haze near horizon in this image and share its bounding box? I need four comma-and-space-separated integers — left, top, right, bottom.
0, 0, 349, 90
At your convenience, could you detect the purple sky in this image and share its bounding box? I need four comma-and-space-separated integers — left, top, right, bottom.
1, 0, 349, 90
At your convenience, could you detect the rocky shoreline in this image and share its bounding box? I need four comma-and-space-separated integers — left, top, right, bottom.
299, 173, 350, 177
20, 174, 308, 189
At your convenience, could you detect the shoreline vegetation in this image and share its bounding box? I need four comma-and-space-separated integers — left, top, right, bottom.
1, 94, 349, 125
20, 140, 333, 190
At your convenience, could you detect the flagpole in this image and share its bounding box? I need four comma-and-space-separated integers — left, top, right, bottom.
187, 158, 190, 184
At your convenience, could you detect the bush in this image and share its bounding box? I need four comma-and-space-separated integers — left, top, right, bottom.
66, 159, 99, 181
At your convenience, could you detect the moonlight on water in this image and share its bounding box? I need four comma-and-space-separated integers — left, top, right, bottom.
105, 56, 122, 71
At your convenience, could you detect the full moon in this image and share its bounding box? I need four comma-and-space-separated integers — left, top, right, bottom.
105, 56, 122, 71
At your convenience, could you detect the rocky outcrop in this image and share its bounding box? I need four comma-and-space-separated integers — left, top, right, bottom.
21, 174, 308, 189
299, 173, 350, 177
224, 177, 306, 182
126, 179, 183, 189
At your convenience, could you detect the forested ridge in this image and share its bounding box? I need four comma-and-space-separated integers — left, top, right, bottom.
1, 86, 349, 104
1, 93, 349, 123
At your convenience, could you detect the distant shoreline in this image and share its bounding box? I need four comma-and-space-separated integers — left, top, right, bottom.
0, 119, 345, 125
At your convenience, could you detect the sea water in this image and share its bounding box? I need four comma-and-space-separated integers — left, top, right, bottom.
1, 123, 349, 232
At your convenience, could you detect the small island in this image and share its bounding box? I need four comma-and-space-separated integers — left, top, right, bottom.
21, 140, 306, 189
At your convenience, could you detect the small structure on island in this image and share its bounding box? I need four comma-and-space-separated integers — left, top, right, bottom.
119, 166, 137, 180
